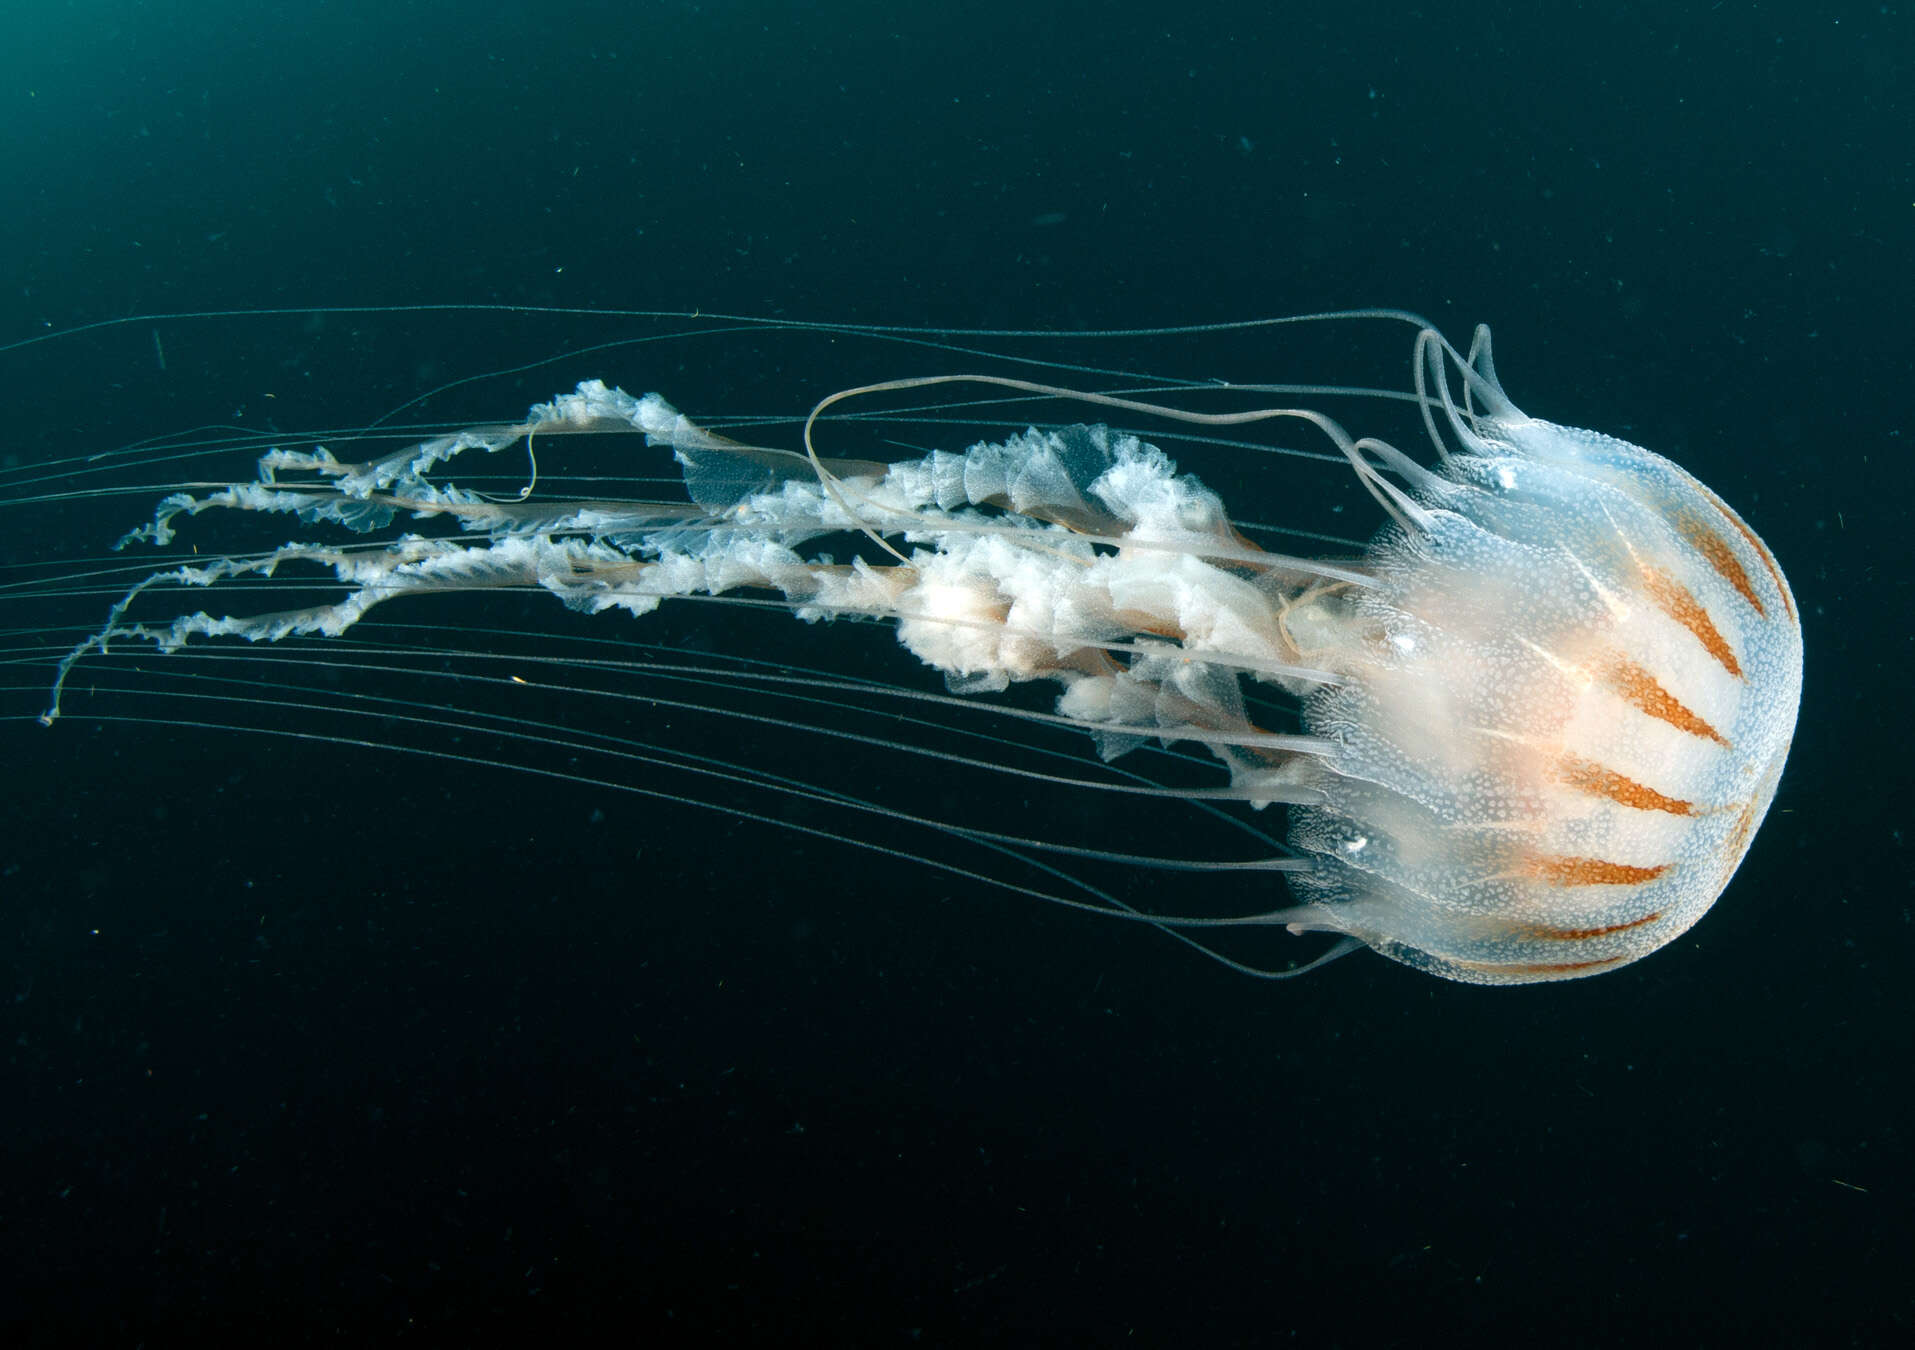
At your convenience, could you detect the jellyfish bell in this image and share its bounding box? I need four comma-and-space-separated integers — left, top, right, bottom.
1266, 343, 1801, 982
7, 309, 1801, 985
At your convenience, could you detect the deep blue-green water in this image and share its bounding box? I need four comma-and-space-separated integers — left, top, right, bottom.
2, 2, 1907, 1343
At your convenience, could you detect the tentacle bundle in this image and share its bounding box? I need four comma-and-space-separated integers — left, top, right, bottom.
46, 381, 1336, 806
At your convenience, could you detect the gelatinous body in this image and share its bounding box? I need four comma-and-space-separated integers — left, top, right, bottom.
24, 313, 1802, 983
1277, 411, 1800, 981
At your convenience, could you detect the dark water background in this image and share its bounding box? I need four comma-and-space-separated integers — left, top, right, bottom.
2, 1, 1909, 1343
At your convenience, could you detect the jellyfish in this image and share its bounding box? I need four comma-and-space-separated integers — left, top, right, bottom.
11, 309, 1801, 984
